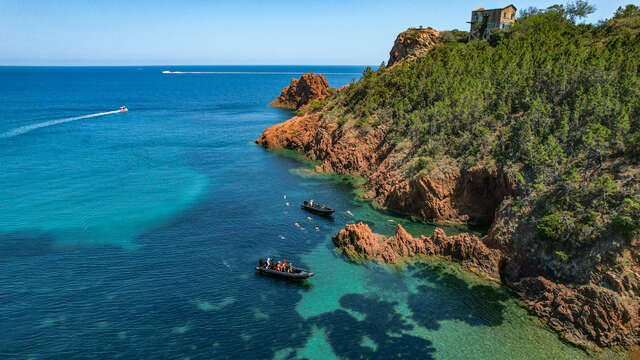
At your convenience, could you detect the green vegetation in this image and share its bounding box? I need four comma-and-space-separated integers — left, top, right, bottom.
439, 29, 469, 44
324, 3, 640, 255
296, 99, 329, 116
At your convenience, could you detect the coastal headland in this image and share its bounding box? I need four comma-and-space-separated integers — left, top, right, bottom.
257, 6, 640, 352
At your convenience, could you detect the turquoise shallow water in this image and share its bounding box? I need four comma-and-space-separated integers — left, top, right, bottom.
0, 66, 622, 359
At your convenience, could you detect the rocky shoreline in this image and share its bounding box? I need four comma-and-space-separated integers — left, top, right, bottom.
331, 221, 638, 350
256, 108, 639, 351
333, 222, 502, 280
256, 27, 639, 351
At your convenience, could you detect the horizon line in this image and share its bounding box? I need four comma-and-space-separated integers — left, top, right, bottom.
0, 64, 377, 67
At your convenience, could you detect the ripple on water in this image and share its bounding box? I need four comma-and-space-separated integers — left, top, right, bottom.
193, 297, 236, 312
172, 323, 192, 334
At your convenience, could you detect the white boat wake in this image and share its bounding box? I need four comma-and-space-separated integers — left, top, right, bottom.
0, 110, 122, 139
161, 70, 361, 75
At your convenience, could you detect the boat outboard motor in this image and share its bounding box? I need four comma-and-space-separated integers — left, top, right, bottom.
259, 258, 266, 267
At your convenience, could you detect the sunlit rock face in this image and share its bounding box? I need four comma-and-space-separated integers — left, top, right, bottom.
332, 222, 502, 280
269, 73, 331, 110
388, 28, 440, 67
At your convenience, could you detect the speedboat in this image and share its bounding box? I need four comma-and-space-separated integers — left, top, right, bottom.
255, 259, 314, 280
301, 200, 335, 217
119, 106, 128, 112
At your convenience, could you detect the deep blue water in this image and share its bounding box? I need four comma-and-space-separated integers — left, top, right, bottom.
0, 66, 607, 359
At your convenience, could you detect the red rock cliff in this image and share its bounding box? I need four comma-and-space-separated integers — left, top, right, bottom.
255, 113, 511, 226
269, 73, 330, 110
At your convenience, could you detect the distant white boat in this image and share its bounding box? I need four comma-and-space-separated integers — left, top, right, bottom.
162, 70, 171, 74
119, 106, 128, 112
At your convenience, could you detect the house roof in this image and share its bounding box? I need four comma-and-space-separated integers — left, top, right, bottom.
471, 4, 517, 13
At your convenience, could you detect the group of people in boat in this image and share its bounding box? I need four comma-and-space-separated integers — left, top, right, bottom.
255, 198, 333, 280
304, 200, 327, 209
263, 258, 295, 273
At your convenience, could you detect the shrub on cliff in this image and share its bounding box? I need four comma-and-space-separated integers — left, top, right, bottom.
439, 29, 469, 44
330, 3, 640, 255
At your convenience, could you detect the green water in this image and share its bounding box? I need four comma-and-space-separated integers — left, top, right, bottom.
290, 171, 623, 360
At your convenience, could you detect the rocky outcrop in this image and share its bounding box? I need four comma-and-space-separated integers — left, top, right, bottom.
332, 220, 640, 349
388, 28, 440, 67
514, 276, 638, 348
256, 113, 511, 225
333, 222, 503, 279
269, 73, 330, 110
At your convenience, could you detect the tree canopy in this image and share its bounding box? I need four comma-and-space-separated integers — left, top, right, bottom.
322, 3, 640, 255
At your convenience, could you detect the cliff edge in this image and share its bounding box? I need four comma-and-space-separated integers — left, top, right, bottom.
388, 28, 440, 67
256, 113, 511, 226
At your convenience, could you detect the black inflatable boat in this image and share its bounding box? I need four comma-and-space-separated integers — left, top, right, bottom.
256, 259, 314, 280
301, 201, 335, 216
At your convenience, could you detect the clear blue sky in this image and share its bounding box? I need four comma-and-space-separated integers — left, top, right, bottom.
0, 0, 632, 65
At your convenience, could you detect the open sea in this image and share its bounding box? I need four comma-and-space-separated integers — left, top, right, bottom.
0, 66, 616, 359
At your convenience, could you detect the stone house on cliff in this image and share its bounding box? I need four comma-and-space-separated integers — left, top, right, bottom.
468, 4, 517, 40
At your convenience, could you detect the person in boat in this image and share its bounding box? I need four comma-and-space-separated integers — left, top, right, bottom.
309, 200, 314, 206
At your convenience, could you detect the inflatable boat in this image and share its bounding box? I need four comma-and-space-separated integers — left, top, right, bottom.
255, 259, 314, 280
301, 200, 335, 216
